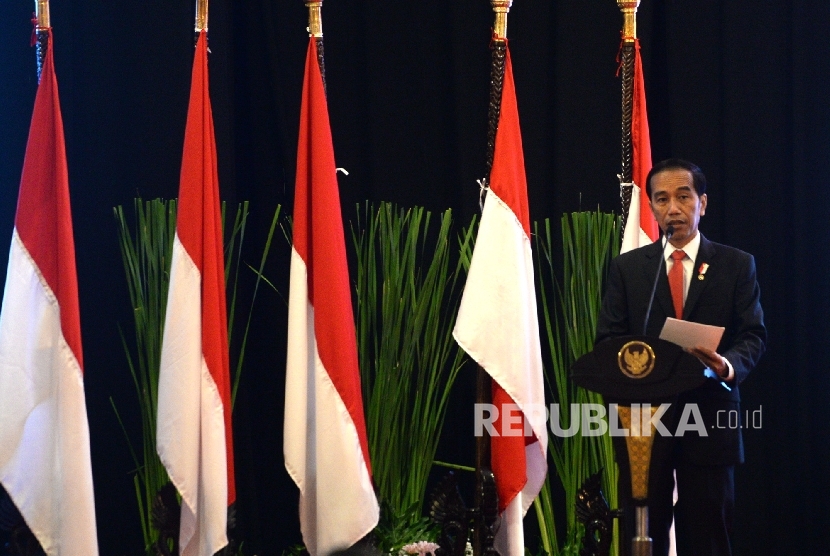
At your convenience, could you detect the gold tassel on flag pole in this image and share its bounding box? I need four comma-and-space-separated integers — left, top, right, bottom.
617, 0, 640, 235
33, 0, 50, 81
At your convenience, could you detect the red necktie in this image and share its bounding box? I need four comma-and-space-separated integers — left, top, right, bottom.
669, 250, 686, 319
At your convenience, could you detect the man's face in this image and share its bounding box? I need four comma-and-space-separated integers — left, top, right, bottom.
649, 168, 707, 247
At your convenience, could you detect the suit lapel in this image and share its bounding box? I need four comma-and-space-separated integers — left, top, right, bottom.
683, 234, 716, 319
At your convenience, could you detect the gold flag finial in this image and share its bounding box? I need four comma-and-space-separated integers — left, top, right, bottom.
306, 0, 323, 38
195, 0, 208, 32
34, 0, 50, 29
491, 0, 512, 41
617, 0, 640, 41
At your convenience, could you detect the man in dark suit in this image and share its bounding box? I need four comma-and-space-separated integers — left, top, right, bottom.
596, 159, 766, 556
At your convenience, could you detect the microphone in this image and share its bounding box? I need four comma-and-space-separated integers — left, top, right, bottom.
642, 225, 674, 335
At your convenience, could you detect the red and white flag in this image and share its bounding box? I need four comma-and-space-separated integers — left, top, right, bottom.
453, 47, 547, 556
157, 31, 235, 556
284, 38, 379, 556
0, 31, 98, 556
620, 39, 659, 253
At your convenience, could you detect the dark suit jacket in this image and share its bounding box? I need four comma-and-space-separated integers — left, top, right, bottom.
596, 234, 766, 465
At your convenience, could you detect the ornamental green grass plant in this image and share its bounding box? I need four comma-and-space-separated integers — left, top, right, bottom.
532, 211, 620, 556
112, 199, 176, 553
351, 203, 476, 552
112, 198, 280, 554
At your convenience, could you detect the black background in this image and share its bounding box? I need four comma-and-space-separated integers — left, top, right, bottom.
0, 1, 827, 554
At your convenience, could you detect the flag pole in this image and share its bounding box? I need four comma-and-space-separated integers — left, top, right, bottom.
617, 12, 660, 555
33, 0, 50, 81
617, 0, 640, 236
3, 4, 100, 553
305, 1, 327, 94
471, 4, 513, 555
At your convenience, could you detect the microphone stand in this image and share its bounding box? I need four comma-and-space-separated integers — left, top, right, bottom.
642, 226, 673, 335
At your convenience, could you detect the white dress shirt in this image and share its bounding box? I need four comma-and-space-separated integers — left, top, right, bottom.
660, 232, 734, 381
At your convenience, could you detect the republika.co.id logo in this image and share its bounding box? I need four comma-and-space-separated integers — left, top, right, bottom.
473, 403, 763, 438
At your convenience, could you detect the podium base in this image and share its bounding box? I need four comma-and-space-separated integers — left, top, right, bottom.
631, 537, 652, 556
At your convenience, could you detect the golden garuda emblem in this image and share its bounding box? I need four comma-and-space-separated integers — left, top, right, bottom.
617, 340, 656, 379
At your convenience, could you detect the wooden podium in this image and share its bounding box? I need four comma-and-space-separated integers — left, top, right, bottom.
571, 336, 713, 556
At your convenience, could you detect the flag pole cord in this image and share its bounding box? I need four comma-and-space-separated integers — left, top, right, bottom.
619, 41, 635, 236
617, 0, 639, 241
484, 43, 507, 185
305, 1, 327, 95
33, 0, 50, 82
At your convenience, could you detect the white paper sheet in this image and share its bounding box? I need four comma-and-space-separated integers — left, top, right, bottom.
659, 317, 724, 352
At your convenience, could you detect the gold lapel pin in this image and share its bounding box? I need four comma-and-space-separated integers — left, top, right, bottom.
698, 262, 709, 280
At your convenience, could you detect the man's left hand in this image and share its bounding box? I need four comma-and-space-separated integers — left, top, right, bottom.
687, 346, 730, 380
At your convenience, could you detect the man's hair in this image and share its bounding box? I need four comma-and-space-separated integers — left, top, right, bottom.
646, 158, 707, 198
